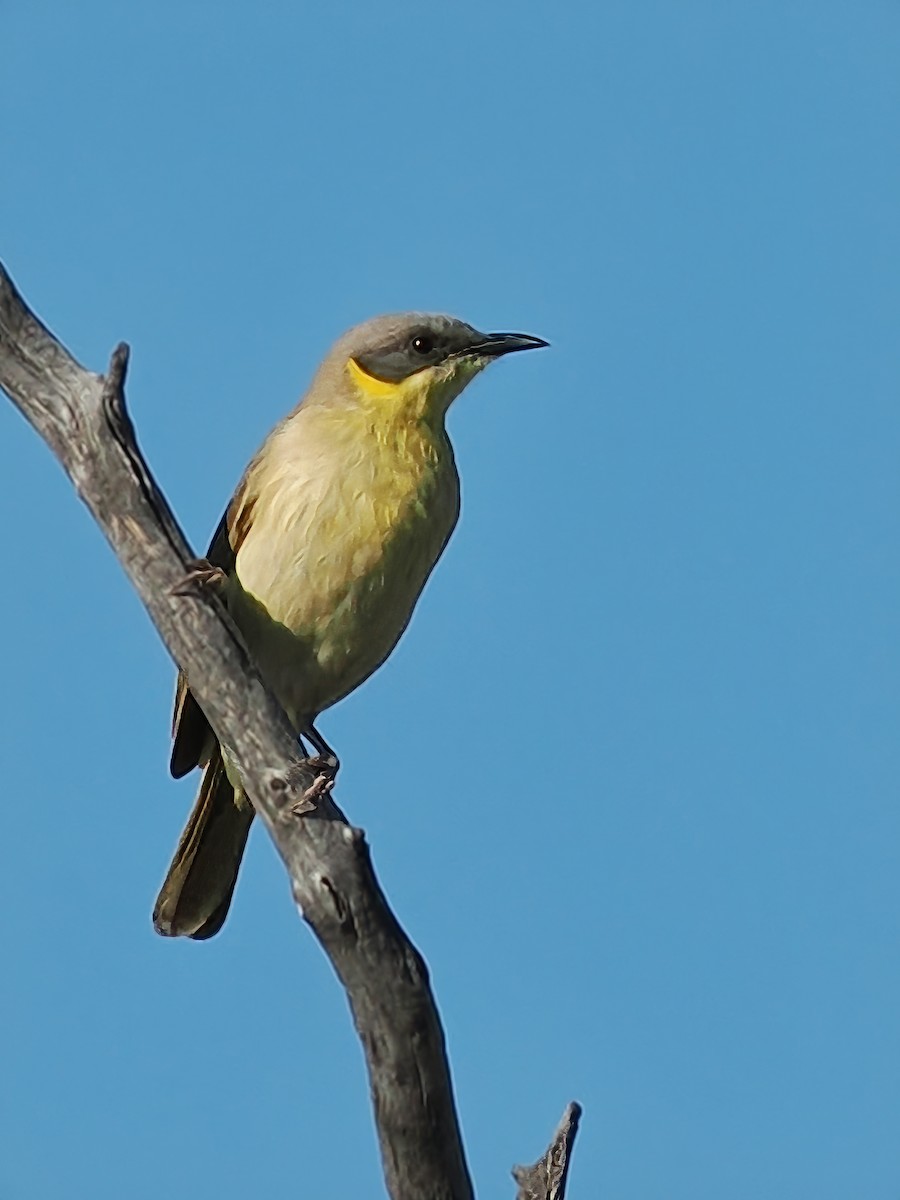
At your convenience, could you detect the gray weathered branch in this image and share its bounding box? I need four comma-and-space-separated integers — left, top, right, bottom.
513, 1103, 582, 1200
0, 261, 580, 1198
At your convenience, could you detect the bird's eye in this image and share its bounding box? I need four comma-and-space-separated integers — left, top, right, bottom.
410, 333, 434, 356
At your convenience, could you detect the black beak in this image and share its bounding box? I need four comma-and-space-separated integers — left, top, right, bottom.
466, 331, 550, 358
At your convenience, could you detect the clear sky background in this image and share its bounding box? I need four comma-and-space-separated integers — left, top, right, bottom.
2, 1, 898, 1197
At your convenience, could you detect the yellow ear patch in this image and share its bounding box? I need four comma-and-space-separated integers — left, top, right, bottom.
346, 356, 404, 400
346, 356, 457, 422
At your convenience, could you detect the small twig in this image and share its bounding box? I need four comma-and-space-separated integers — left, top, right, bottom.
512, 1102, 582, 1200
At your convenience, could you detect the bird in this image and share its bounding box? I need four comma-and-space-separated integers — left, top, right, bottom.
153, 312, 547, 939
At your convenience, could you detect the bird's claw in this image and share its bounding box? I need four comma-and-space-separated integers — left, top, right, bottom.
287, 753, 338, 815
291, 770, 336, 815
170, 558, 228, 596
303, 752, 339, 776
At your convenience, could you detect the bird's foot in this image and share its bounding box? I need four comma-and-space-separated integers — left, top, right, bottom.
296, 728, 340, 776
286, 750, 338, 815
291, 767, 336, 815
170, 558, 228, 596
303, 752, 339, 776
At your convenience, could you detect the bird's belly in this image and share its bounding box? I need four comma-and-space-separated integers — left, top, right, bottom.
310, 515, 452, 706
227, 468, 459, 725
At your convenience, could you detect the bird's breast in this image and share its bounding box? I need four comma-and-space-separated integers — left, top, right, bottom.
228, 408, 460, 719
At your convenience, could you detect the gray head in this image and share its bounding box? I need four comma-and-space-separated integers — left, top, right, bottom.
339, 312, 547, 381
306, 312, 547, 414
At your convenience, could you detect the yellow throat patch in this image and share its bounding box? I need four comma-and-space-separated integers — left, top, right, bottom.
346, 354, 484, 425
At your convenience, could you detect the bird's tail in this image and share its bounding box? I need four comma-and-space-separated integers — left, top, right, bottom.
153, 744, 254, 939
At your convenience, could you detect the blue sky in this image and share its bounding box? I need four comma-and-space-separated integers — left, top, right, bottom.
2, 1, 899, 1196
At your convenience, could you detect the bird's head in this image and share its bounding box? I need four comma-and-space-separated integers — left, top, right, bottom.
310, 313, 548, 422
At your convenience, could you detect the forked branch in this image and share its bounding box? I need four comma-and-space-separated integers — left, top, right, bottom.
0, 261, 581, 1199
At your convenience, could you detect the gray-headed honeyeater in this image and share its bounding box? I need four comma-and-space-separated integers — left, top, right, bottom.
154, 313, 547, 938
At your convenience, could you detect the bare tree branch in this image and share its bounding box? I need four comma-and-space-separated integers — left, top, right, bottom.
512, 1103, 582, 1200
0, 261, 581, 1199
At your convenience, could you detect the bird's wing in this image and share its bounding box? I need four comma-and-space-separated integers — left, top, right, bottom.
169, 474, 257, 778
